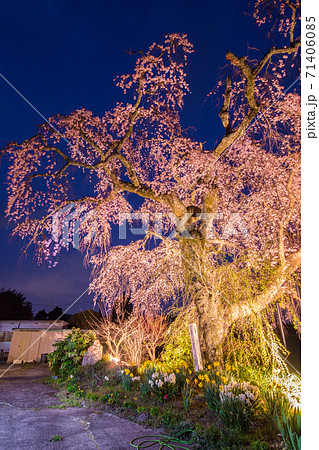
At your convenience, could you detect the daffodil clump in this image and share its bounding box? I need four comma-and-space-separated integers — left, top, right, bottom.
64, 374, 85, 397
145, 369, 178, 402
99, 391, 120, 404
120, 367, 140, 391
193, 361, 231, 411
138, 358, 189, 376
218, 381, 259, 432
172, 365, 190, 393
194, 362, 230, 388
219, 381, 257, 405
181, 376, 193, 411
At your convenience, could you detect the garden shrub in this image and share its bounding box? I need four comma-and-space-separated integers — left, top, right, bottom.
161, 308, 194, 369
47, 328, 96, 378
223, 313, 289, 378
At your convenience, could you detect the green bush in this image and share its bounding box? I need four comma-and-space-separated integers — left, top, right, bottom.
197, 424, 247, 449
86, 392, 99, 401
219, 396, 252, 433
47, 328, 96, 379
161, 308, 194, 368
66, 381, 78, 393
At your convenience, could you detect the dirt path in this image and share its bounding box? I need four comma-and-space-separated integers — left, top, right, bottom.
0, 364, 167, 450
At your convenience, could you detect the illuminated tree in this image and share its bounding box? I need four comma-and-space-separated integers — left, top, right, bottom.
2, 0, 300, 362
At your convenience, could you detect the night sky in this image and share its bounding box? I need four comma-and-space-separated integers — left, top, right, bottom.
0, 0, 284, 315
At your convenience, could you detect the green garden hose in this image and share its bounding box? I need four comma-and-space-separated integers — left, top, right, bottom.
130, 430, 196, 449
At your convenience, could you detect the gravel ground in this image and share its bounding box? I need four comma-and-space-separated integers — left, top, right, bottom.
0, 363, 170, 450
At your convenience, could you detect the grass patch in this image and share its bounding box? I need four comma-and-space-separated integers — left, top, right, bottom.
47, 404, 67, 409
49, 435, 62, 442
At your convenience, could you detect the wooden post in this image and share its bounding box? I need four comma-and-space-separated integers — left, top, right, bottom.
188, 323, 203, 371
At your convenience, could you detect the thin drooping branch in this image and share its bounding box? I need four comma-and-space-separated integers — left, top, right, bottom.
18, 195, 104, 252
208, 3, 300, 161
230, 250, 301, 323
78, 129, 106, 158
278, 160, 300, 263
114, 76, 144, 153
253, 42, 301, 77
39, 140, 104, 170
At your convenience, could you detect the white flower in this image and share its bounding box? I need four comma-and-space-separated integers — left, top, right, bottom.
152, 372, 159, 379
157, 379, 163, 388
104, 376, 109, 381
245, 391, 254, 400
149, 380, 154, 387
70, 375, 74, 379
132, 376, 140, 382
168, 373, 176, 384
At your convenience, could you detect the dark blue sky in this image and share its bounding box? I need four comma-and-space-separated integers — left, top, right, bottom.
0, 0, 274, 315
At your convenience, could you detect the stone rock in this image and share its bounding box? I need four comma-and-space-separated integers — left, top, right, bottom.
137, 413, 147, 423
82, 340, 103, 366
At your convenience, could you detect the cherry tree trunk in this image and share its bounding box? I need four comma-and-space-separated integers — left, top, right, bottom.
194, 293, 230, 364
180, 238, 231, 364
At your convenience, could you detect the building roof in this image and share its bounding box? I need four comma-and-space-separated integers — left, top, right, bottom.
0, 320, 68, 323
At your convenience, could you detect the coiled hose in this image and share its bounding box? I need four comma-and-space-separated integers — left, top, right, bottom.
130, 430, 196, 449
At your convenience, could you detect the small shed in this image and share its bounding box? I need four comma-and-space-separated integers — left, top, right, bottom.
0, 320, 68, 360
7, 328, 70, 364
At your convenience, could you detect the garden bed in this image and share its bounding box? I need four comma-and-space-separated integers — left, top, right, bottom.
46, 359, 291, 449
45, 329, 300, 449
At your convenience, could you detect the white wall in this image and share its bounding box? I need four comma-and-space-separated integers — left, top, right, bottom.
7, 329, 71, 363
0, 321, 68, 357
